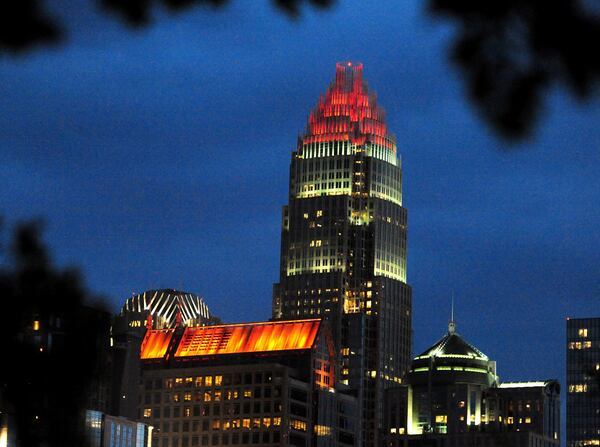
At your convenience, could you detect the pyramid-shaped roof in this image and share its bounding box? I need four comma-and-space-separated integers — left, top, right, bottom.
416, 330, 488, 360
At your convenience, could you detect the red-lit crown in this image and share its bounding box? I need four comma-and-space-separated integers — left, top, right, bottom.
302, 62, 395, 153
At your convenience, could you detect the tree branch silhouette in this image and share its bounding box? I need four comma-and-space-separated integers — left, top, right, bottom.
0, 221, 109, 447
1, 0, 599, 139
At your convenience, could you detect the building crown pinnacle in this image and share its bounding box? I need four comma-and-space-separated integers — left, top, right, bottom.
448, 294, 456, 334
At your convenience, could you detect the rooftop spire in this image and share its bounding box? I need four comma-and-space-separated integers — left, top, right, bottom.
448, 292, 456, 334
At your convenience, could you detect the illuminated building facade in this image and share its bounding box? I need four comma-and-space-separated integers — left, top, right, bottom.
112, 289, 219, 419
85, 410, 153, 447
272, 62, 412, 447
139, 319, 357, 447
567, 317, 600, 447
385, 321, 559, 447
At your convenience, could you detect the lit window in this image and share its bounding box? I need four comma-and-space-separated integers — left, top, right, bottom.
143, 408, 152, 418
184, 407, 191, 417
435, 415, 447, 423
205, 376, 213, 387
263, 418, 271, 428
507, 417, 514, 424
175, 378, 183, 385
212, 420, 220, 430
243, 390, 252, 398
242, 419, 250, 429
252, 418, 260, 428
204, 391, 212, 402
214, 391, 221, 402
214, 375, 222, 386
303, 213, 309, 219
273, 417, 281, 426
195, 377, 202, 387
315, 425, 331, 436
290, 419, 307, 432
525, 417, 532, 424
184, 393, 192, 401
316, 210, 323, 217
33, 320, 40, 331
165, 379, 173, 389
569, 384, 588, 393
185, 377, 193, 384
173, 394, 180, 402
579, 328, 588, 337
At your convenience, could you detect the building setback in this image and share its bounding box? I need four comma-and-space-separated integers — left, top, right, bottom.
272, 61, 412, 447
567, 317, 600, 447
139, 318, 357, 447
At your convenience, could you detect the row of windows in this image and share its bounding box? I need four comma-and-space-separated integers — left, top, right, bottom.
146, 386, 281, 405
142, 401, 285, 419
154, 429, 285, 447
154, 416, 283, 432
154, 372, 275, 390
569, 341, 593, 350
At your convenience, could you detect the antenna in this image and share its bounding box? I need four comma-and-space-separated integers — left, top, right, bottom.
448, 291, 456, 334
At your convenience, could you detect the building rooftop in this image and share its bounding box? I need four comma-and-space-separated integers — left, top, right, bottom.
140, 319, 322, 360
415, 321, 488, 361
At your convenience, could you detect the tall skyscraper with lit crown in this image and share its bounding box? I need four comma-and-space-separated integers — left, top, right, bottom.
272, 62, 412, 446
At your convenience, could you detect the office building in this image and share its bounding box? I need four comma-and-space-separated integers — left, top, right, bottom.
567, 317, 600, 447
272, 61, 412, 447
385, 320, 559, 447
85, 410, 153, 447
139, 318, 357, 447
111, 289, 219, 418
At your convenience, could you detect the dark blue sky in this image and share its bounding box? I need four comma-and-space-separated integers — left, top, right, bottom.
1, 0, 599, 407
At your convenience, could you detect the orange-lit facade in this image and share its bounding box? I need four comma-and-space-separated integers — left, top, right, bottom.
139, 319, 355, 447
174, 319, 321, 357
140, 329, 175, 360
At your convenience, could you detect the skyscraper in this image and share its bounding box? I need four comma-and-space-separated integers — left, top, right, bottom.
567, 317, 600, 447
272, 62, 412, 446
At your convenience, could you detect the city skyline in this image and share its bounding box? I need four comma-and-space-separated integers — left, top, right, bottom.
1, 0, 599, 424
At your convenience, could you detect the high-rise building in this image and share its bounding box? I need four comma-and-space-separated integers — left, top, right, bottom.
138, 319, 358, 447
272, 62, 412, 446
567, 317, 600, 446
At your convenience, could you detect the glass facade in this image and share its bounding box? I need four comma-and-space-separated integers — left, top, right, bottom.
567, 317, 600, 446
272, 62, 412, 447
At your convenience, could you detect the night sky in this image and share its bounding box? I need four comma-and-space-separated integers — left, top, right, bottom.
1, 0, 599, 418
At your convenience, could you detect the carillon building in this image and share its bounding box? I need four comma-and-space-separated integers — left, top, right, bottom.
272, 62, 412, 446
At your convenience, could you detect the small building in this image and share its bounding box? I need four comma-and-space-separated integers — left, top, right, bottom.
139, 318, 357, 447
85, 410, 153, 447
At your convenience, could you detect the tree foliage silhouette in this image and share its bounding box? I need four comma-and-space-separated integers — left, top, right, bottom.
0, 221, 109, 447
0, 0, 599, 139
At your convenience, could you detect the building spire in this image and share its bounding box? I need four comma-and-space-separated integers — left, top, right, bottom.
448, 292, 456, 334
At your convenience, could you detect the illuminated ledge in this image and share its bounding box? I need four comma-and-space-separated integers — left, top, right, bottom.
174, 319, 322, 358
498, 381, 549, 388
